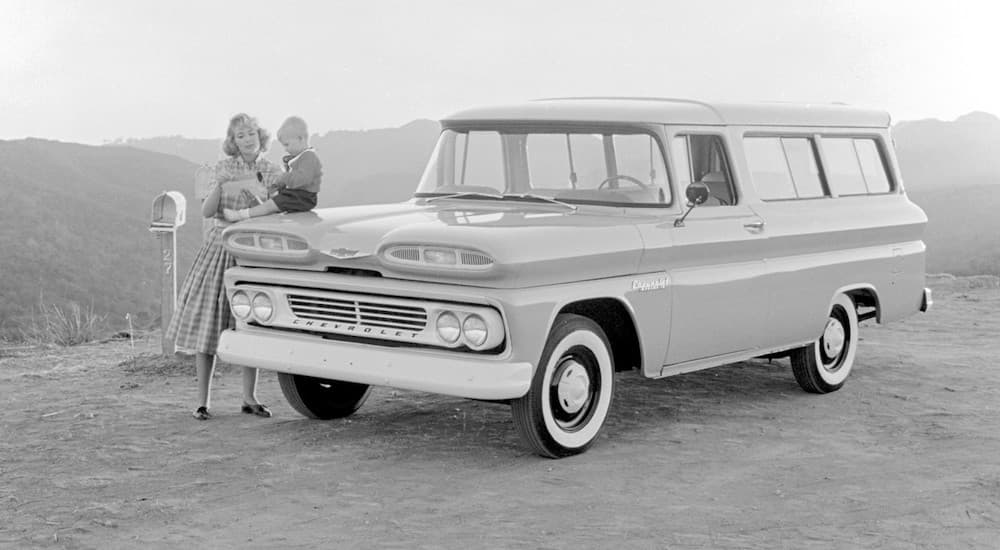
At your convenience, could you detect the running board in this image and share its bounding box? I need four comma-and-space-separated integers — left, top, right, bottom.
655, 341, 813, 379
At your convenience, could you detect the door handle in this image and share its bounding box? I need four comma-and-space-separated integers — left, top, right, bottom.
743, 220, 765, 233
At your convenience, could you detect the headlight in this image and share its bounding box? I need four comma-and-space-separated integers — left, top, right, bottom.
251, 293, 274, 322
462, 314, 488, 347
231, 291, 251, 319
423, 248, 457, 265
435, 311, 461, 343
258, 235, 284, 251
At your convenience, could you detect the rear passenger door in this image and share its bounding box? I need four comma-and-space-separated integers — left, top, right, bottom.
644, 132, 769, 365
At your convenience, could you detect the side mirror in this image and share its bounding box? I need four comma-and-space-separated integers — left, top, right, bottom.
685, 182, 710, 206
674, 182, 709, 227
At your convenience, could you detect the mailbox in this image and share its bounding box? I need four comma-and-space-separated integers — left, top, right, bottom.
150, 190, 187, 356
149, 191, 187, 232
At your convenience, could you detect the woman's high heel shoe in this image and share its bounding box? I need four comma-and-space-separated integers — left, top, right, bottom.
241, 403, 272, 418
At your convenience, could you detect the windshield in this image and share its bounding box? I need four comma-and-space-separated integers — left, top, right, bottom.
415, 128, 673, 207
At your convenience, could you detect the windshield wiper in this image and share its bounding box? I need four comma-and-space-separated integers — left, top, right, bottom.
424, 191, 577, 212
503, 193, 577, 211
425, 192, 504, 203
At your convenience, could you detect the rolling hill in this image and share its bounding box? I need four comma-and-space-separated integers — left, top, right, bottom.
0, 139, 203, 337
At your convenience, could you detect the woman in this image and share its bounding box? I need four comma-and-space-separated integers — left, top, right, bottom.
166, 113, 279, 420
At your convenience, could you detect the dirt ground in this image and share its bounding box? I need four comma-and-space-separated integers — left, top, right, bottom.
1, 277, 998, 549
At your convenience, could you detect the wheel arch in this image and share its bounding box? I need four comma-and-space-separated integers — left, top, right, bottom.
835, 284, 881, 323
558, 297, 641, 373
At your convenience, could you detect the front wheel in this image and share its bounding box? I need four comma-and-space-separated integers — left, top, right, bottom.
277, 372, 371, 419
790, 293, 859, 393
511, 314, 615, 458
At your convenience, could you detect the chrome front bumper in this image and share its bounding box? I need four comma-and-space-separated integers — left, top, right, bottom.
217, 328, 532, 400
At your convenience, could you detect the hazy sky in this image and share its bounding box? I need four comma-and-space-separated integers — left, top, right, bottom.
3, 0, 998, 144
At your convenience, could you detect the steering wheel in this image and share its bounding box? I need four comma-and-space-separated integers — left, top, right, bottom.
597, 174, 648, 189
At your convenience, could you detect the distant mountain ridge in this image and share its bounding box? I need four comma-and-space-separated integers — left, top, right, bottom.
892, 111, 1000, 190
1, 113, 997, 339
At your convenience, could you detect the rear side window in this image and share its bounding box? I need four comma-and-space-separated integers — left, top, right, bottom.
744, 136, 826, 200
744, 137, 795, 200
782, 138, 825, 198
821, 137, 893, 195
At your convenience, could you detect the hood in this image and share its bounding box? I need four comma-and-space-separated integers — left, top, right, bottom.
223, 200, 646, 288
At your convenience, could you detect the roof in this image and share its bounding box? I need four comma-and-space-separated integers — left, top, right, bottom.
442, 97, 891, 128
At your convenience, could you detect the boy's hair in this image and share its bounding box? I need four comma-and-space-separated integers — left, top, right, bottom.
278, 116, 309, 141
222, 113, 270, 157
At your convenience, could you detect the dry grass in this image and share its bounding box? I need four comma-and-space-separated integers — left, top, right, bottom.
19, 300, 109, 346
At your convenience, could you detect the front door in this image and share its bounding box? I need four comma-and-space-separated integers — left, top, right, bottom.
639, 131, 769, 366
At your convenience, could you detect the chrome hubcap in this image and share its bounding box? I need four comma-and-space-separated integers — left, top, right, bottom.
822, 318, 846, 359
556, 361, 591, 414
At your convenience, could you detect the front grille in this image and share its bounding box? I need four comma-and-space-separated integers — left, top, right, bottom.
287, 294, 427, 331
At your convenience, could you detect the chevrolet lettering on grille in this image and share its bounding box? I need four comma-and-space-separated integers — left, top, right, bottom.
290, 318, 421, 339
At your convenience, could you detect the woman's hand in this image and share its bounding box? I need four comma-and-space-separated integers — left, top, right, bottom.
222, 177, 259, 195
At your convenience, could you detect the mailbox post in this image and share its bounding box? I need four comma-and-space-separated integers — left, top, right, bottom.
149, 191, 187, 356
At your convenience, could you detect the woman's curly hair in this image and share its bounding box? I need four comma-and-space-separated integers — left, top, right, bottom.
222, 113, 270, 157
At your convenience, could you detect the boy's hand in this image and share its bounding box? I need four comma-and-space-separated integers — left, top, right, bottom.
222, 208, 250, 222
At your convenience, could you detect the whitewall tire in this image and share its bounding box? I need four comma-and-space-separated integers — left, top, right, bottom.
511, 314, 614, 458
791, 293, 859, 394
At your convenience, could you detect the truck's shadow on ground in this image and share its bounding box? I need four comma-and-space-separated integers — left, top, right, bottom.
242, 358, 809, 459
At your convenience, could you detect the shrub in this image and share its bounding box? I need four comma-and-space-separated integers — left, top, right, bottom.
20, 300, 108, 346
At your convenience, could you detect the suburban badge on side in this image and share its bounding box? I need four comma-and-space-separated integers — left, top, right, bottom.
631, 275, 670, 292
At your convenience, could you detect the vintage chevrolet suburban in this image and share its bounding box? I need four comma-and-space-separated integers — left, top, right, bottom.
216, 98, 931, 458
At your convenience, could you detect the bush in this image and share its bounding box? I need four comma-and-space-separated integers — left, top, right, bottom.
20, 300, 108, 346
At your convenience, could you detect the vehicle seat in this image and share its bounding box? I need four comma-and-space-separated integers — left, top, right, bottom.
697, 171, 734, 206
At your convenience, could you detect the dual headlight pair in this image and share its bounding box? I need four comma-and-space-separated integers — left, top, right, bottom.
230, 290, 273, 323
435, 311, 490, 348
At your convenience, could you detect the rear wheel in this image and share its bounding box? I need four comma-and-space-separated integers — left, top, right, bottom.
791, 293, 858, 394
511, 314, 614, 458
277, 373, 371, 419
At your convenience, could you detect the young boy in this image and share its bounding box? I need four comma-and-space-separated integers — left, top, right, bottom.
224, 116, 322, 221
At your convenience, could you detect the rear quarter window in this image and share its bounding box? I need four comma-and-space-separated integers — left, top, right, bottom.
853, 139, 892, 193
821, 137, 893, 195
